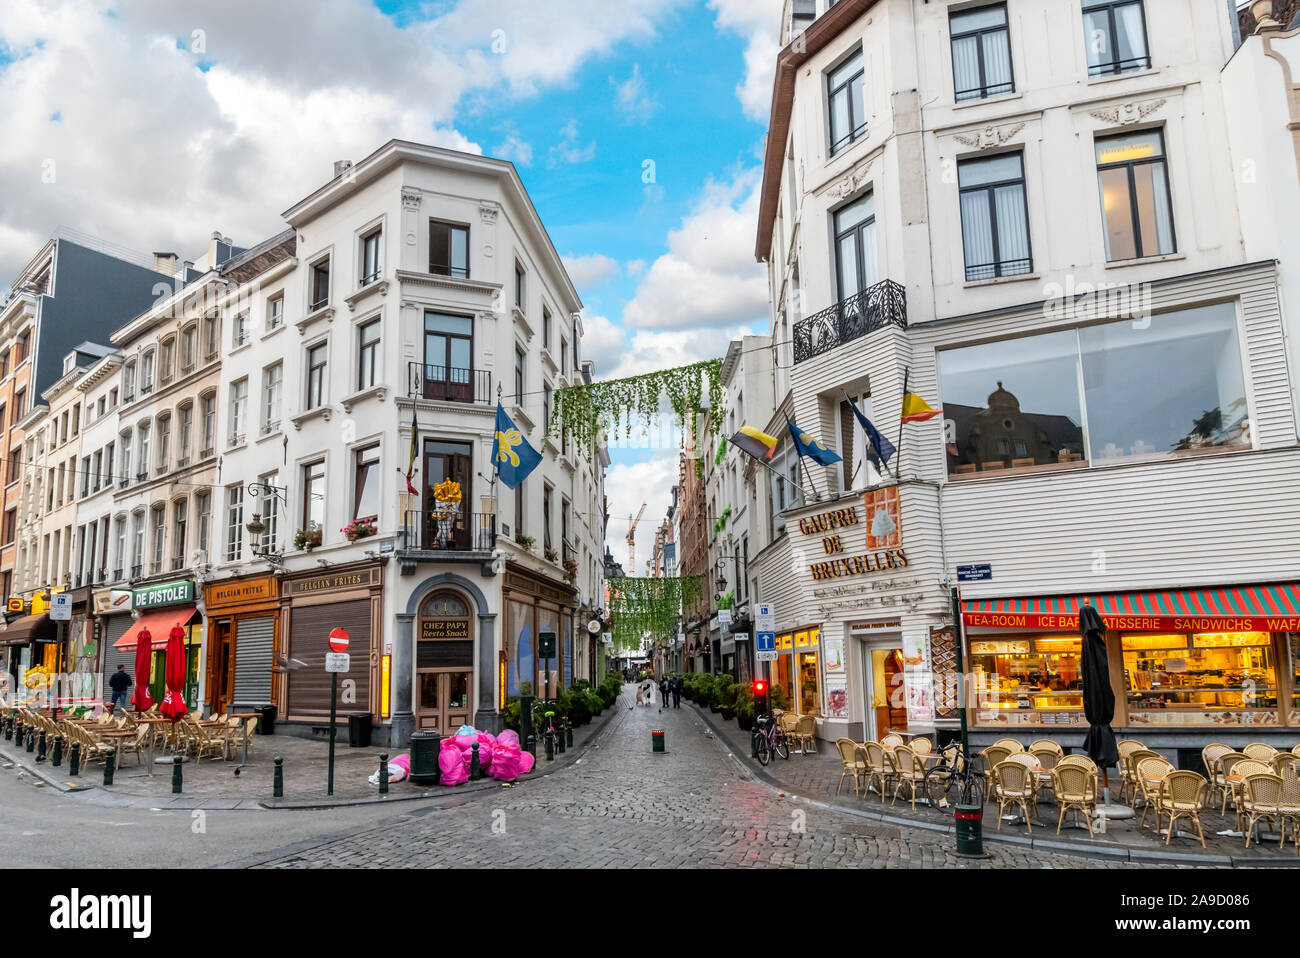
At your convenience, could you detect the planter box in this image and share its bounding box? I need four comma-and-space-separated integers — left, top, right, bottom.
737, 714, 753, 732
720, 708, 735, 721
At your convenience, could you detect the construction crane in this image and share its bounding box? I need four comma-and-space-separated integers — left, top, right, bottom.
626, 502, 647, 577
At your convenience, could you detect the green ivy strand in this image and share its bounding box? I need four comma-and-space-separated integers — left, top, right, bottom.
606, 575, 703, 651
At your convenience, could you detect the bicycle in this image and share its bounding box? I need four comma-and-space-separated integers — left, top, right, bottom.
752, 712, 790, 766
923, 741, 987, 810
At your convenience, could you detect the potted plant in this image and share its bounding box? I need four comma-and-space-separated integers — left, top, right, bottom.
341, 516, 377, 542
516, 534, 535, 552
294, 528, 322, 551
718, 677, 738, 720
544, 545, 559, 563
563, 557, 578, 585
735, 685, 755, 731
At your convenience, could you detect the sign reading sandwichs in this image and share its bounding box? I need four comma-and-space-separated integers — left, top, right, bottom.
796, 499, 907, 582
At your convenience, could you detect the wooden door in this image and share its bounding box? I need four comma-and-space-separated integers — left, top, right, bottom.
416, 669, 473, 732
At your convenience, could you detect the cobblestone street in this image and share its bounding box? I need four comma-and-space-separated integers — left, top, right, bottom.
245, 687, 1142, 869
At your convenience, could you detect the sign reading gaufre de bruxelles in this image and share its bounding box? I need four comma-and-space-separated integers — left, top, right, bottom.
797, 505, 908, 582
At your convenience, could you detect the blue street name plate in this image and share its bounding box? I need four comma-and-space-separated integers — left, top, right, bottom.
956, 564, 993, 582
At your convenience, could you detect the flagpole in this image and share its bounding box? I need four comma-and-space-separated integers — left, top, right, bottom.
894, 368, 909, 480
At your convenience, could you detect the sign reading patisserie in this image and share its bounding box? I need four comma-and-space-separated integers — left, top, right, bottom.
795, 503, 908, 581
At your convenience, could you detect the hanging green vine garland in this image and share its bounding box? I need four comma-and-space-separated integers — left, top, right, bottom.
606, 576, 703, 651
548, 359, 724, 453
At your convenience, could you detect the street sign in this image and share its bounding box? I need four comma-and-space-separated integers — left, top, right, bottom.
49, 593, 72, 622
756, 631, 776, 653
325, 652, 350, 672
956, 564, 993, 582
756, 650, 778, 663
328, 628, 350, 654
756, 602, 775, 633
6, 597, 23, 613
717, 608, 733, 626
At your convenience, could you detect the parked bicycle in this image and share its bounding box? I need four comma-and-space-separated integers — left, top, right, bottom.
752, 713, 790, 766
924, 740, 986, 810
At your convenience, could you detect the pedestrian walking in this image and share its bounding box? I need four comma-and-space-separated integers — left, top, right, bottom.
672, 675, 682, 709
108, 664, 132, 710
634, 682, 644, 708
659, 677, 670, 713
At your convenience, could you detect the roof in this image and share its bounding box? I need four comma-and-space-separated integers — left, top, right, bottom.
755, 0, 881, 262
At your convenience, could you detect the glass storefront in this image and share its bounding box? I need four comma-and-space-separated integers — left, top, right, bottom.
970, 637, 1085, 720
1291, 634, 1299, 722
1123, 632, 1277, 714
772, 627, 823, 714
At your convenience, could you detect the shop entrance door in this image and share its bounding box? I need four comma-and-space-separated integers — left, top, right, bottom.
208, 620, 234, 715
416, 669, 473, 733
863, 641, 908, 740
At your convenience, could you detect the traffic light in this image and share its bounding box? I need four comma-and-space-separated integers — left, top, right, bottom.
752, 679, 769, 716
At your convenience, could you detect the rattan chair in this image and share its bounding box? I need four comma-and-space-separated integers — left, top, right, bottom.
1052, 763, 1098, 837
835, 739, 868, 797
1292, 744, 1300, 757
981, 745, 1014, 800
1277, 761, 1300, 855
1240, 773, 1285, 849
861, 741, 893, 803
1123, 749, 1161, 806
1244, 742, 1279, 761
880, 733, 904, 749
891, 745, 927, 811
1216, 752, 1252, 813
1135, 756, 1175, 830
1271, 752, 1299, 776
1201, 744, 1233, 805
910, 737, 932, 755
1158, 770, 1209, 847
1116, 740, 1147, 800
1029, 738, 1064, 754
794, 714, 818, 754
992, 737, 1024, 752
992, 761, 1035, 831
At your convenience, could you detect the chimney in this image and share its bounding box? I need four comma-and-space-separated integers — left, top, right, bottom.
152, 252, 179, 274
334, 160, 354, 179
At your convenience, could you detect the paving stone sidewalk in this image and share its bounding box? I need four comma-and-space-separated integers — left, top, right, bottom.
690, 702, 1300, 866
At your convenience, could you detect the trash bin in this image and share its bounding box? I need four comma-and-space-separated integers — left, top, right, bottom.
347, 711, 372, 748
409, 730, 441, 785
651, 729, 665, 753
257, 704, 276, 736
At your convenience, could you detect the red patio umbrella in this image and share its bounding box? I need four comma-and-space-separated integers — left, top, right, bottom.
159, 625, 189, 721
130, 628, 154, 713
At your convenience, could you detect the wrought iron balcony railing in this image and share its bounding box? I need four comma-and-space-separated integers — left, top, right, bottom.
792, 279, 907, 364
406, 363, 492, 405
399, 509, 496, 553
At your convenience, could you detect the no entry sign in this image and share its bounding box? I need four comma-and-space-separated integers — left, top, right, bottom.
328, 628, 350, 654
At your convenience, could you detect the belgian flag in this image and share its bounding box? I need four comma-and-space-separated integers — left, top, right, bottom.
729, 426, 779, 461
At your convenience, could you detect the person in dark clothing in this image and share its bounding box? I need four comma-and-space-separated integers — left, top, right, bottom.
108, 665, 132, 710
671, 676, 682, 708
659, 677, 670, 713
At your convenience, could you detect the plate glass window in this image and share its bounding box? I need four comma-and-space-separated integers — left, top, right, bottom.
833, 191, 877, 302
950, 3, 1013, 102
423, 313, 472, 402
306, 343, 327, 409
958, 152, 1031, 281
827, 49, 867, 156
360, 228, 382, 286
429, 221, 469, 279
1095, 130, 1175, 261
1083, 0, 1150, 76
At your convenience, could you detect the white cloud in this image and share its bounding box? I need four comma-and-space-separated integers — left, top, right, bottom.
709, 0, 784, 121
548, 119, 597, 166
493, 129, 534, 167
562, 253, 620, 292
604, 450, 681, 574
622, 169, 770, 331
612, 63, 657, 122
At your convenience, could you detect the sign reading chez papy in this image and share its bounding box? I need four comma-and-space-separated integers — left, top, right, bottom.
422, 619, 470, 640
796, 498, 908, 582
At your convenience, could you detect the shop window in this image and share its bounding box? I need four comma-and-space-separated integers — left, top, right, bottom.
969, 637, 1085, 722
1290, 634, 1299, 721
940, 302, 1248, 478
1123, 632, 1277, 719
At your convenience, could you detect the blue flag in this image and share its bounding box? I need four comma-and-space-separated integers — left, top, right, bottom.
493, 403, 542, 490
786, 418, 842, 466
847, 400, 895, 466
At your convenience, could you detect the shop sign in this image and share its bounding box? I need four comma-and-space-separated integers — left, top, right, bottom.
93, 589, 133, 614
284, 567, 379, 597
421, 619, 470, 641
717, 608, 732, 626
133, 579, 194, 610
864, 487, 902, 549
902, 632, 934, 726
207, 576, 277, 607
963, 610, 1300, 633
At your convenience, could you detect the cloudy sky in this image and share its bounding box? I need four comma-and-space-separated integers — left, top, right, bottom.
0, 0, 783, 571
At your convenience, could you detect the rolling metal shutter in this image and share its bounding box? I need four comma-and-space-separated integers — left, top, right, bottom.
286, 600, 371, 717
231, 615, 274, 709
100, 615, 134, 704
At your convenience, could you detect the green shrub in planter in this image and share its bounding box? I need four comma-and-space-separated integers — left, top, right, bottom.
716, 677, 738, 709
584, 689, 604, 717
735, 686, 755, 730
502, 696, 522, 731
566, 685, 591, 725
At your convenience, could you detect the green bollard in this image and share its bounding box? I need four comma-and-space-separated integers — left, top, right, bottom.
565, 720, 573, 750
556, 721, 566, 755
470, 743, 481, 780
379, 753, 389, 794
69, 741, 80, 776
36, 729, 47, 762
103, 747, 115, 786
171, 756, 183, 794
273, 756, 283, 798
545, 729, 555, 762
25, 727, 35, 753
51, 735, 62, 767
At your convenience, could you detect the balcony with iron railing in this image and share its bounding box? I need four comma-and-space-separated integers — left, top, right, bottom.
792, 279, 907, 364
398, 508, 496, 556
407, 363, 492, 405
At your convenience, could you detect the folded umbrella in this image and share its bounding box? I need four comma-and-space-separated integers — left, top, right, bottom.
1079, 604, 1119, 770
160, 625, 189, 721
130, 628, 154, 713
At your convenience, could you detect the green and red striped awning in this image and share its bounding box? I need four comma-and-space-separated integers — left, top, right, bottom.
962, 583, 1300, 632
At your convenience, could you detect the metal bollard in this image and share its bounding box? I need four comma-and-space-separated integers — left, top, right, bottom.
3, 714, 11, 740
11, 716, 20, 744
379, 753, 389, 794
545, 728, 555, 762
69, 741, 80, 776
556, 722, 566, 754
25, 727, 35, 753
51, 735, 62, 767
171, 756, 183, 794
36, 729, 47, 762
273, 756, 284, 798
103, 747, 115, 786
565, 719, 573, 750
524, 731, 536, 758
470, 743, 481, 780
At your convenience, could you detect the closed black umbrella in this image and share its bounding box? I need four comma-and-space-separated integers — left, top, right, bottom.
1079, 603, 1120, 771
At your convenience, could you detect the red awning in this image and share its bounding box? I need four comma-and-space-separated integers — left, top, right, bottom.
962, 583, 1300, 633
112, 606, 200, 651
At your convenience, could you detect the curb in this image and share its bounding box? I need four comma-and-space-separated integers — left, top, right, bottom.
687, 701, 1300, 868
0, 742, 94, 793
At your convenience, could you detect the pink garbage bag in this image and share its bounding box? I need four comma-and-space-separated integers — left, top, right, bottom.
497, 729, 520, 748
439, 745, 469, 785
488, 743, 520, 781
517, 750, 536, 775
388, 754, 411, 774
453, 732, 476, 751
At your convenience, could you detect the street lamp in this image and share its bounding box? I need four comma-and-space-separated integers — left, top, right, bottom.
246, 480, 288, 567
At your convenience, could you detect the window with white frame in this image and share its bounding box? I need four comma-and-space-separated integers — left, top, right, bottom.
200, 392, 216, 454
140, 350, 155, 395
262, 363, 283, 432
171, 498, 187, 569
181, 324, 197, 369
360, 228, 382, 286
178, 403, 192, 464
156, 414, 171, 473
136, 423, 151, 480
224, 485, 244, 562
195, 490, 211, 558
131, 510, 145, 572
229, 378, 248, 445
268, 294, 284, 331
233, 312, 250, 348
150, 504, 165, 571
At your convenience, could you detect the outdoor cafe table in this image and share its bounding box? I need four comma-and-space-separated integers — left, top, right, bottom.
134, 716, 176, 776
96, 727, 137, 766
227, 712, 262, 766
